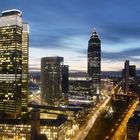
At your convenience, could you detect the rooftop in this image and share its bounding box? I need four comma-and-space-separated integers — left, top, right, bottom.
1, 9, 22, 17
0, 112, 67, 127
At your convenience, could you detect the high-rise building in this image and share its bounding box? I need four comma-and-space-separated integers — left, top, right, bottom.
61, 65, 69, 94
122, 60, 136, 95
129, 65, 136, 93
41, 57, 64, 105
87, 29, 101, 98
22, 23, 29, 112
0, 9, 29, 118
122, 60, 129, 94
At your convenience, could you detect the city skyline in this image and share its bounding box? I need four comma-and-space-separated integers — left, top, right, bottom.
1, 0, 140, 71
0, 5, 139, 140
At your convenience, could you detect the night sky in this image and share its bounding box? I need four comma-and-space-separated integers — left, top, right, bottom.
1, 0, 140, 71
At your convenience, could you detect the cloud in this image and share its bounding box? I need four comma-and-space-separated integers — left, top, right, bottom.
102, 47, 140, 62
29, 67, 40, 72
1, 0, 140, 71
100, 25, 140, 44
29, 64, 40, 72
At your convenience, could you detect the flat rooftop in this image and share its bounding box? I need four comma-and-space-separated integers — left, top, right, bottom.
1, 9, 22, 17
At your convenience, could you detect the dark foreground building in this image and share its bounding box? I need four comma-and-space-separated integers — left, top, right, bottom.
0, 112, 67, 140
127, 115, 140, 140
126, 103, 140, 140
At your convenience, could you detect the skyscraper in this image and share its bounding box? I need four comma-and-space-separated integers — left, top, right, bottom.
0, 9, 29, 118
21, 23, 29, 112
61, 65, 69, 94
41, 57, 64, 105
122, 60, 129, 94
87, 29, 101, 98
122, 60, 136, 95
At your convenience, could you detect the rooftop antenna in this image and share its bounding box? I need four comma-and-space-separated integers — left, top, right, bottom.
91, 27, 98, 38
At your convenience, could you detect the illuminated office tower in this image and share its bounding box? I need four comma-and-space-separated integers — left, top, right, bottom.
0, 9, 29, 118
87, 29, 101, 98
21, 23, 29, 112
41, 57, 63, 105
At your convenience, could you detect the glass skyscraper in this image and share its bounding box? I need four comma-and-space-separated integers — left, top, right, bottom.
87, 30, 101, 98
61, 65, 69, 94
0, 9, 29, 118
21, 23, 29, 112
41, 57, 64, 105
122, 60, 136, 95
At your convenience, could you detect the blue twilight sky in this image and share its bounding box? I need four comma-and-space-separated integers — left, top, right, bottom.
1, 0, 140, 71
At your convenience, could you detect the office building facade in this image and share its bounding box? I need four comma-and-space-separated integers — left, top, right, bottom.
122, 60, 129, 94
0, 114, 68, 140
41, 57, 64, 105
0, 9, 29, 118
87, 30, 101, 97
127, 116, 140, 140
129, 65, 136, 93
122, 60, 136, 95
61, 65, 69, 94
21, 23, 29, 112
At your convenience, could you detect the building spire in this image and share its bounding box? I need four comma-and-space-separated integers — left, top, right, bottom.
93, 27, 96, 33
91, 27, 99, 39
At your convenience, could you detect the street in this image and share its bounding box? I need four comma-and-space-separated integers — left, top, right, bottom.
111, 100, 139, 140
71, 96, 111, 140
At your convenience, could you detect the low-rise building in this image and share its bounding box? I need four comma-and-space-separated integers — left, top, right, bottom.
0, 113, 67, 140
